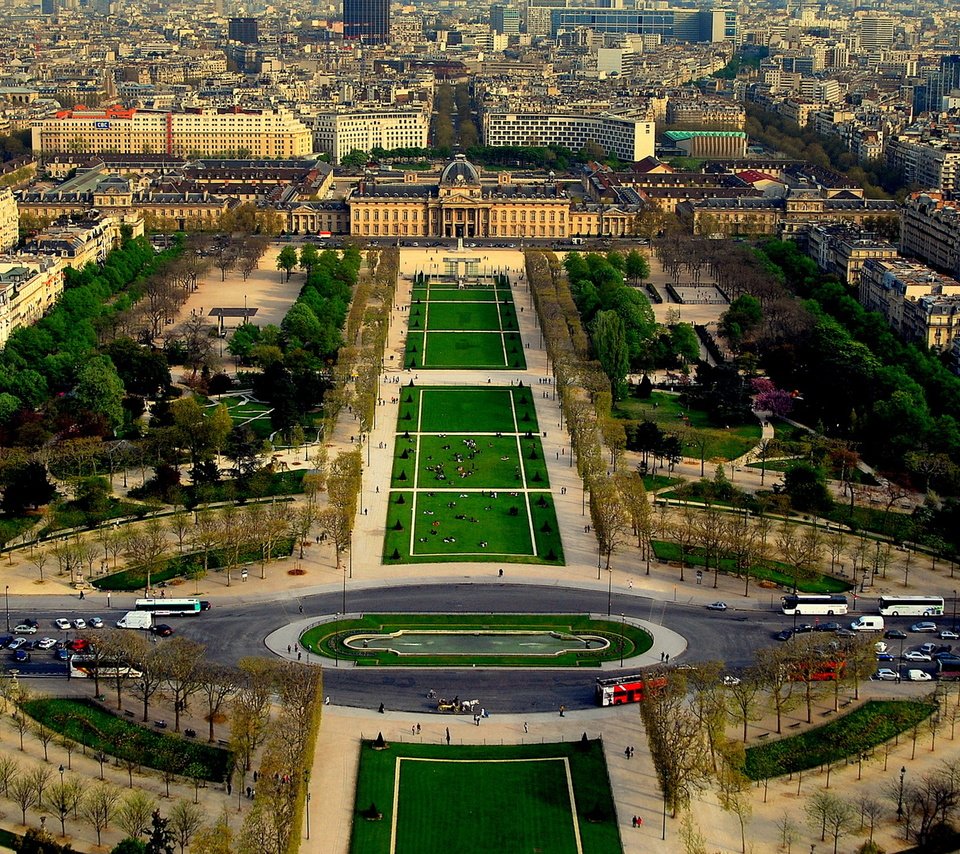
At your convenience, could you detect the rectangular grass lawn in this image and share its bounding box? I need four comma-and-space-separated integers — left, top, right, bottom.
418, 387, 522, 433
424, 301, 503, 331
421, 332, 509, 369
350, 741, 622, 854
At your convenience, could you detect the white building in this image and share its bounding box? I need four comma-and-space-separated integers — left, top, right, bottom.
308, 109, 431, 164
482, 112, 655, 161
0, 255, 64, 348
0, 188, 17, 253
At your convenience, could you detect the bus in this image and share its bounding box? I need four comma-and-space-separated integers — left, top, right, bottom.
69, 655, 142, 680
134, 598, 207, 617
595, 674, 667, 707
780, 594, 849, 616
786, 658, 845, 683
877, 596, 944, 617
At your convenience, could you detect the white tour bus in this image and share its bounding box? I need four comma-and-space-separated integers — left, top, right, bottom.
877, 596, 945, 617
780, 594, 849, 616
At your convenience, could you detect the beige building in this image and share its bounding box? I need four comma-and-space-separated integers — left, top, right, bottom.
806, 223, 899, 289
0, 255, 64, 348
308, 109, 430, 165
860, 258, 960, 351
24, 213, 144, 271
0, 188, 17, 253
32, 106, 313, 159
900, 191, 960, 279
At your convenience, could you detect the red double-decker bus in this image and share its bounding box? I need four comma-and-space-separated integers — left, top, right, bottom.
595, 674, 668, 706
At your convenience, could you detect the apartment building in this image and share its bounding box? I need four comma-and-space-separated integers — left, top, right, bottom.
308, 109, 430, 164
482, 112, 655, 162
0, 254, 64, 348
32, 106, 313, 158
805, 223, 899, 289
0, 188, 17, 253
860, 258, 960, 352
900, 191, 960, 279
886, 137, 960, 194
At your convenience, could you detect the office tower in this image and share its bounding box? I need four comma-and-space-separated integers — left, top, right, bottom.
859, 14, 894, 52
490, 5, 521, 34
229, 17, 259, 44
344, 0, 390, 44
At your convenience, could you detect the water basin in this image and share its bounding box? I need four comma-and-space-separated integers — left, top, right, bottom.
343, 630, 610, 657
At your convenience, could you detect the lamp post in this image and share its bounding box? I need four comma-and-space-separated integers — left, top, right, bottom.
58, 764, 64, 786
4, 586, 8, 633
953, 589, 957, 632
607, 567, 613, 617
897, 766, 906, 820
305, 792, 311, 839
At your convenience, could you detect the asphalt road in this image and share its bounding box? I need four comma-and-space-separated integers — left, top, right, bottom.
3, 587, 944, 712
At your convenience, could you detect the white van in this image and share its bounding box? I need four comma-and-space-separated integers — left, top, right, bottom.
906, 670, 933, 682
116, 611, 152, 630
851, 615, 884, 632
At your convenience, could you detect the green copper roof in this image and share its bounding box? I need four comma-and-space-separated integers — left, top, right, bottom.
663, 130, 748, 140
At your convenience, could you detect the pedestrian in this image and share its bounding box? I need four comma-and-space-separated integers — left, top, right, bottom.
498, 568, 503, 578
298, 603, 303, 614
297, 651, 301, 661
378, 703, 385, 714
246, 787, 252, 799
665, 653, 670, 663
637, 817, 643, 827
559, 704, 565, 717
287, 645, 292, 654
523, 721, 528, 733
632, 816, 637, 828
445, 727, 451, 745
412, 725, 416, 735
79, 590, 84, 600
416, 723, 421, 735
625, 747, 630, 759
660, 651, 665, 662
227, 781, 232, 795
376, 485, 379, 493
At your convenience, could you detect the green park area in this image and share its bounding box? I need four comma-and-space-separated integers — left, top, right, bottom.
350, 740, 622, 854
405, 281, 526, 370
614, 391, 761, 461
300, 613, 652, 667
22, 698, 231, 782
384, 387, 563, 564
744, 700, 936, 781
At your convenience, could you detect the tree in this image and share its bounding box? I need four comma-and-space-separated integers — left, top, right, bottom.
198, 663, 237, 744
590, 477, 631, 574
10, 774, 38, 825
74, 355, 126, 434
726, 673, 763, 742
190, 810, 233, 854
80, 783, 120, 847
276, 246, 298, 282
144, 809, 175, 854
298, 244, 320, 276
2, 461, 56, 513
28, 549, 49, 584
157, 637, 205, 732
168, 800, 204, 854
123, 519, 169, 596
783, 461, 833, 513
0, 755, 18, 797
591, 310, 629, 400
28, 765, 53, 809
624, 250, 650, 284
116, 790, 156, 840
45, 779, 74, 837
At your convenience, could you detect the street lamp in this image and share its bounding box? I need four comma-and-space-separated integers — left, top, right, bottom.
306, 791, 311, 839
58, 764, 64, 785
897, 766, 906, 820
607, 567, 613, 617
620, 613, 625, 667
953, 589, 957, 632
4, 586, 8, 633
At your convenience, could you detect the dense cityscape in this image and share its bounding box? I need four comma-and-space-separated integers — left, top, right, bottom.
0, 0, 958, 852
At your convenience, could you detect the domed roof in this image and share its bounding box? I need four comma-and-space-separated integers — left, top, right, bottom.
440, 154, 480, 185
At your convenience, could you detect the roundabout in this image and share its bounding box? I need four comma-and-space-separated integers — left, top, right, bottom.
295, 613, 655, 667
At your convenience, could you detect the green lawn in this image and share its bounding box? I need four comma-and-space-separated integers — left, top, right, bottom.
424, 301, 504, 331
744, 700, 936, 780
350, 741, 622, 854
22, 698, 231, 781
0, 514, 36, 545
651, 540, 852, 593
300, 613, 651, 667
386, 386, 561, 564
411, 287, 510, 303
615, 391, 761, 461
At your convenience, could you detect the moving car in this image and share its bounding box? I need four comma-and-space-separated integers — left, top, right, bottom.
150, 624, 174, 637
706, 602, 728, 611
794, 624, 814, 634
941, 630, 959, 640
876, 653, 896, 662
885, 629, 908, 639
911, 622, 938, 633
54, 619, 71, 631
774, 630, 793, 642
903, 650, 933, 662
13, 624, 37, 634
873, 668, 899, 681
65, 638, 90, 652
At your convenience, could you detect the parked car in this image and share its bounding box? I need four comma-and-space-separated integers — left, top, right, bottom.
885, 629, 908, 639
72, 619, 86, 630
11, 649, 29, 662
873, 668, 899, 681
54, 619, 71, 631
706, 602, 728, 611
89, 617, 103, 629
875, 642, 888, 653
65, 638, 89, 652
774, 630, 793, 642
911, 622, 938, 633
21, 619, 38, 629
815, 622, 841, 633
876, 653, 896, 662
941, 630, 959, 640
7, 638, 26, 651
54, 649, 70, 661
836, 628, 856, 638
906, 669, 934, 681
794, 623, 814, 634
36, 638, 57, 650
150, 624, 174, 638
13, 624, 37, 634
919, 642, 938, 654
0, 635, 13, 649
722, 675, 741, 686
934, 650, 960, 661
903, 650, 933, 662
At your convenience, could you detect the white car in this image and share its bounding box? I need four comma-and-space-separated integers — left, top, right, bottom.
7, 638, 26, 651
903, 650, 933, 662
906, 669, 933, 682
873, 668, 899, 681
13, 625, 37, 634
722, 675, 741, 686
706, 602, 728, 611
911, 622, 938, 633
35, 638, 57, 650
54, 619, 71, 631
89, 617, 103, 629
72, 619, 86, 630
941, 630, 959, 640
874, 642, 888, 653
